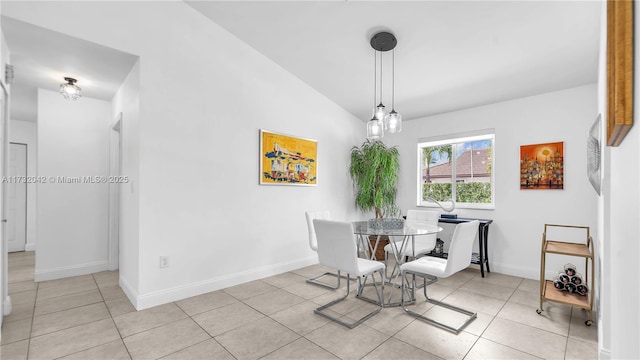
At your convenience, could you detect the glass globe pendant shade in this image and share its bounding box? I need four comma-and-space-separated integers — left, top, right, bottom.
60, 77, 81, 101
366, 117, 384, 139
385, 110, 402, 133
374, 103, 388, 122
60, 84, 80, 99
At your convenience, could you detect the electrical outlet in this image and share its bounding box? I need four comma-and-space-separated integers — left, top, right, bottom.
159, 256, 169, 268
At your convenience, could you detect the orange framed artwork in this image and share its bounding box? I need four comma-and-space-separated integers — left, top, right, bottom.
259, 129, 317, 186
520, 142, 564, 190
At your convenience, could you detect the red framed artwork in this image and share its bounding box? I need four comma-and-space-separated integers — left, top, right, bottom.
520, 142, 564, 190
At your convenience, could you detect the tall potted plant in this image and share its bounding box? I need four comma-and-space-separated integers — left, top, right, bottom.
349, 140, 400, 259
350, 140, 400, 258
349, 140, 401, 218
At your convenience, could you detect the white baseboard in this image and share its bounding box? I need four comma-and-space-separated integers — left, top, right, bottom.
25, 243, 36, 252
487, 261, 569, 282
487, 261, 540, 280
134, 255, 318, 310
34, 260, 109, 282
599, 348, 611, 359
119, 276, 139, 310
3, 296, 12, 316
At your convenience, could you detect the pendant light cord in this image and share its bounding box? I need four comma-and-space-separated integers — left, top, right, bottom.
379, 51, 383, 104
391, 49, 395, 109
373, 49, 377, 109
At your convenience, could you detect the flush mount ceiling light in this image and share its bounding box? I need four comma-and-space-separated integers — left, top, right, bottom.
60, 77, 81, 100
367, 31, 402, 140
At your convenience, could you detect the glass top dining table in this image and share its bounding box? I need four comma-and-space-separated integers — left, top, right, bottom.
352, 220, 443, 306
352, 221, 442, 237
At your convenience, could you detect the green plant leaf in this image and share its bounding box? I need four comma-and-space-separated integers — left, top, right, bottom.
349, 140, 400, 218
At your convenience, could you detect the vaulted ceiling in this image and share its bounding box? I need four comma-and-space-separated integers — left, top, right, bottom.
2, 1, 601, 123
187, 1, 601, 121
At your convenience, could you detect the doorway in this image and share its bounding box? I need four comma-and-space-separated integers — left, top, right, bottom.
7, 143, 27, 253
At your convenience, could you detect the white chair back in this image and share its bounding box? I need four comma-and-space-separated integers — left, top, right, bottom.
444, 220, 479, 277
406, 210, 439, 246
313, 219, 360, 275
305, 210, 331, 251
406, 210, 439, 223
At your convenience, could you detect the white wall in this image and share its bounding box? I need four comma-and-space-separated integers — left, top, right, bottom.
390, 84, 598, 280
36, 89, 111, 281
111, 60, 140, 295
597, 3, 640, 358
130, 3, 363, 307
605, 107, 639, 359
9, 119, 36, 251
4, 2, 363, 308
1, 28, 9, 77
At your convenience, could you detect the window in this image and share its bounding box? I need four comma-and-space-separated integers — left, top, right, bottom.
417, 130, 495, 209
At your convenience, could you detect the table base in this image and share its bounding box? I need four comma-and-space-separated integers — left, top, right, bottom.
356, 279, 413, 307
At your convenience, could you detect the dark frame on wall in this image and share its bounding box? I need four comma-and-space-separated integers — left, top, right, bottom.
606, 0, 634, 147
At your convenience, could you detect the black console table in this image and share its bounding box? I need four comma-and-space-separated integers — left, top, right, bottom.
432, 217, 493, 277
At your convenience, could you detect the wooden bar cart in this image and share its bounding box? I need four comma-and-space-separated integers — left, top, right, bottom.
537, 224, 594, 326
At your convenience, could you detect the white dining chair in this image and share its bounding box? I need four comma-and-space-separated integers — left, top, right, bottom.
313, 219, 385, 328
305, 210, 344, 289
384, 210, 439, 275
400, 220, 479, 334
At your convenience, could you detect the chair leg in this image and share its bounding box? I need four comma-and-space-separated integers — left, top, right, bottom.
401, 270, 477, 334
384, 251, 389, 279
315, 271, 384, 329
307, 270, 351, 289
307, 271, 340, 289
412, 272, 437, 291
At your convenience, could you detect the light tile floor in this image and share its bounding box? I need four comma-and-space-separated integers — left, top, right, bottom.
1, 251, 598, 360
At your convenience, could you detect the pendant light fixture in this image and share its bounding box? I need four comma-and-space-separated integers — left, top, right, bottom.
384, 48, 402, 133
374, 50, 388, 122
367, 49, 384, 139
60, 77, 81, 101
367, 31, 401, 139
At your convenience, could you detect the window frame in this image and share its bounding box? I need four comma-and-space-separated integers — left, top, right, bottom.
416, 129, 495, 210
